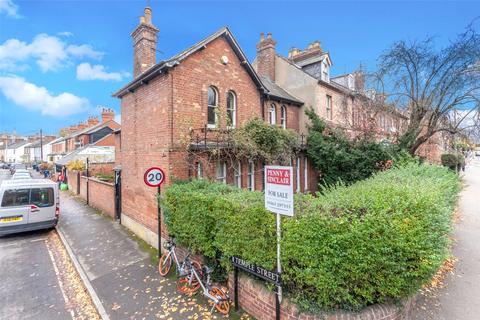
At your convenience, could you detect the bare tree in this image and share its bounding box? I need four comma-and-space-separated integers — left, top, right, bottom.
378, 23, 480, 154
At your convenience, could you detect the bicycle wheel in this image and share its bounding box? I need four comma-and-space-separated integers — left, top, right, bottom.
177, 276, 200, 294
209, 286, 230, 315
158, 252, 172, 276
189, 261, 202, 293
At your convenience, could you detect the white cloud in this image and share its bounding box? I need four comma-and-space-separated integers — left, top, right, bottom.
0, 0, 19, 17
0, 75, 90, 117
0, 34, 104, 72
76, 63, 130, 81
58, 31, 74, 37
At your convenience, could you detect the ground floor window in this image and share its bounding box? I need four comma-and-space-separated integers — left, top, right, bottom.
296, 157, 301, 193
304, 157, 308, 191
216, 161, 226, 183
197, 162, 203, 179
247, 161, 255, 191
234, 161, 241, 187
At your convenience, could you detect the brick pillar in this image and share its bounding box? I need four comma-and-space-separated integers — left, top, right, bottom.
131, 6, 159, 78
256, 32, 277, 81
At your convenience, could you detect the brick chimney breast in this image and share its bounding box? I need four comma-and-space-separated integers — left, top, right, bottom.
256, 32, 277, 81
131, 6, 159, 78
101, 108, 115, 123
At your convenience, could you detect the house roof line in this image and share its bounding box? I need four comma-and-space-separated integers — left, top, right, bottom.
112, 26, 268, 98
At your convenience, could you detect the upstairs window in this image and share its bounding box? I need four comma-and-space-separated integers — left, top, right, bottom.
207, 86, 218, 128
326, 95, 332, 120
227, 91, 237, 128
269, 104, 276, 125
280, 105, 287, 129
322, 60, 330, 82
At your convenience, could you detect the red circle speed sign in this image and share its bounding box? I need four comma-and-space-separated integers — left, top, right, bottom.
144, 167, 165, 187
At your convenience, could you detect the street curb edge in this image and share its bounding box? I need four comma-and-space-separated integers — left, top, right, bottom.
56, 226, 111, 320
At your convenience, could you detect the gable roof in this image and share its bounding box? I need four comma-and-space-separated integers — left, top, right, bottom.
259, 76, 303, 105
6, 141, 30, 149
64, 120, 118, 140
113, 27, 267, 98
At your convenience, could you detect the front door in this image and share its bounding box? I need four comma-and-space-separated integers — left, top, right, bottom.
114, 169, 122, 222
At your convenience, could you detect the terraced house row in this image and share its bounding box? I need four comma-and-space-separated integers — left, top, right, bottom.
112, 7, 407, 247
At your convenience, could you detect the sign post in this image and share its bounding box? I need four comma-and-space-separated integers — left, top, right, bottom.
264, 165, 294, 320
144, 167, 165, 260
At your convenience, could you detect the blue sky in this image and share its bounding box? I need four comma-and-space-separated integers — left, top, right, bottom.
0, 0, 478, 135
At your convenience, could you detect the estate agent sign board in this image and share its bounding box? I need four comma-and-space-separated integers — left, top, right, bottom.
265, 165, 294, 216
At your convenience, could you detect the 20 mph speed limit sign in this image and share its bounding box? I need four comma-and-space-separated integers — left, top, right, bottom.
144, 167, 165, 187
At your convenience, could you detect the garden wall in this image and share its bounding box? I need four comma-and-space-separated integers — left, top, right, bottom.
66, 169, 116, 218
228, 273, 417, 320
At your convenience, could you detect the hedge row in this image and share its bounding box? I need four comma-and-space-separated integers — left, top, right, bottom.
161, 164, 460, 311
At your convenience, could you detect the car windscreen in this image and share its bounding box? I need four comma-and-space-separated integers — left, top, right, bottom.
1, 189, 30, 207
1, 188, 54, 207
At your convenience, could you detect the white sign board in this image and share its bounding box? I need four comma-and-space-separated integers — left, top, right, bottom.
264, 165, 294, 216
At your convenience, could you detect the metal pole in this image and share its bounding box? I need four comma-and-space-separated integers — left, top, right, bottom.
234, 266, 239, 312
276, 212, 282, 320
40, 129, 43, 162
157, 184, 162, 260
86, 157, 89, 205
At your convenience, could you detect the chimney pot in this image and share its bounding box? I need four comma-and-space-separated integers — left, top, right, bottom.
267, 32, 272, 39
260, 32, 265, 41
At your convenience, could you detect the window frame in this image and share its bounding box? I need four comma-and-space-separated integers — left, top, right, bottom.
207, 86, 219, 128
216, 161, 227, 184
233, 161, 242, 188
247, 161, 255, 191
296, 157, 301, 193
226, 91, 237, 129
280, 105, 287, 129
269, 104, 277, 125
326, 95, 332, 120
197, 162, 203, 179
304, 157, 308, 192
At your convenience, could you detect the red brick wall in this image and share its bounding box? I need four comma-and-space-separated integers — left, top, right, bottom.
228, 273, 417, 320
79, 176, 115, 218
120, 70, 172, 234
93, 134, 115, 147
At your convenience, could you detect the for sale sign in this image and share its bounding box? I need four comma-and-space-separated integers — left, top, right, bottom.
264, 165, 294, 216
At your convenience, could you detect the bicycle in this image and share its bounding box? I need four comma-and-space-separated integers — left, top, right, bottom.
158, 238, 202, 291
177, 259, 230, 315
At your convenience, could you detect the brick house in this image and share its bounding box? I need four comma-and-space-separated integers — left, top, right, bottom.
253, 37, 408, 142
113, 7, 310, 248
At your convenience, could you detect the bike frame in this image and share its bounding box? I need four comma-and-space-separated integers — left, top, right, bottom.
188, 267, 222, 305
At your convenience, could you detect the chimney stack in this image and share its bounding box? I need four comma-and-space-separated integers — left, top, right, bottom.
354, 71, 365, 92
256, 32, 277, 81
131, 6, 159, 78
87, 116, 99, 127
101, 108, 115, 123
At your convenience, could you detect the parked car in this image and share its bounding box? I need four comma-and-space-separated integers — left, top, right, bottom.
0, 179, 59, 236
12, 173, 32, 180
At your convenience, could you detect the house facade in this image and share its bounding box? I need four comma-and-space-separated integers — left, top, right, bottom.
5, 141, 31, 163
113, 7, 311, 248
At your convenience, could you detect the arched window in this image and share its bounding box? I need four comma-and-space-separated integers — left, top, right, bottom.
207, 86, 218, 128
280, 105, 287, 129
227, 91, 236, 128
269, 104, 276, 125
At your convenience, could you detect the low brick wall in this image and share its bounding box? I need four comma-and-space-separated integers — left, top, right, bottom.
228, 272, 417, 320
80, 176, 115, 218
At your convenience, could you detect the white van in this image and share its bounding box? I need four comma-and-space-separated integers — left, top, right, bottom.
0, 179, 59, 236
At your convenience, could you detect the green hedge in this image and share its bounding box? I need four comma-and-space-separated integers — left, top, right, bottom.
161, 164, 460, 311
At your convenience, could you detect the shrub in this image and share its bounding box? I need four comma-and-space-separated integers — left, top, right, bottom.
305, 108, 394, 186
162, 164, 460, 311
67, 159, 85, 171
441, 153, 459, 170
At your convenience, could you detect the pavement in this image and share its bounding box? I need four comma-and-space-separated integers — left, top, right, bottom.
412, 157, 480, 319
0, 169, 72, 320
57, 189, 241, 320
